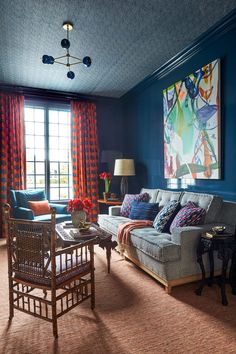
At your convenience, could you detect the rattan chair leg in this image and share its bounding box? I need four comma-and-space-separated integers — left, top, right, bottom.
8, 281, 14, 320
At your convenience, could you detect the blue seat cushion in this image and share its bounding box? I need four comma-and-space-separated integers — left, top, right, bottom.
34, 214, 71, 224
15, 189, 46, 208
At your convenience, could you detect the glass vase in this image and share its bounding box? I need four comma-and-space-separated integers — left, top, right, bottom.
71, 210, 87, 228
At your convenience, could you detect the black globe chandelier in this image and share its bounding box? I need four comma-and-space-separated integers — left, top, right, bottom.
42, 22, 92, 79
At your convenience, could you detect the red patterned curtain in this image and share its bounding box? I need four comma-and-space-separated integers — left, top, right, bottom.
0, 92, 26, 237
71, 101, 99, 221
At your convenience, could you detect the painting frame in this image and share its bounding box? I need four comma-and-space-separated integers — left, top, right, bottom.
163, 59, 221, 180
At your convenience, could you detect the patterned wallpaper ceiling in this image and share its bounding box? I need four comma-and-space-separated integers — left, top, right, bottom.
0, 0, 236, 98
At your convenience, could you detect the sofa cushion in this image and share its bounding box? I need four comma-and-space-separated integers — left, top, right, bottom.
97, 214, 131, 236
156, 189, 182, 208
170, 202, 206, 233
153, 200, 180, 232
130, 228, 181, 262
129, 201, 159, 221
28, 200, 51, 216
180, 191, 222, 223
15, 189, 46, 208
140, 188, 159, 203
120, 193, 150, 217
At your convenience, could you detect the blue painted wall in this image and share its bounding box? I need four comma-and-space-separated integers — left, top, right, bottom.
121, 17, 236, 201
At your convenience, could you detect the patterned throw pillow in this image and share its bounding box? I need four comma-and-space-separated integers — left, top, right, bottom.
120, 193, 150, 217
129, 201, 159, 221
169, 201, 206, 234
153, 200, 180, 233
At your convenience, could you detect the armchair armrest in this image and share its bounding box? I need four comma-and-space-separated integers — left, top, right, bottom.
13, 207, 34, 220
49, 203, 68, 214
109, 206, 121, 216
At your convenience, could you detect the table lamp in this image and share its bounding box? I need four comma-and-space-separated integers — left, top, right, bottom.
114, 159, 135, 199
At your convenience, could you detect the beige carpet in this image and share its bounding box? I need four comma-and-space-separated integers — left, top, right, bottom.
1, 239, 236, 354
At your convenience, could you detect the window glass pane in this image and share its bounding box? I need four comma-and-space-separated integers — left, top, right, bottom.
36, 162, 45, 174
35, 149, 45, 161
35, 136, 44, 149
35, 123, 44, 135
60, 175, 68, 186
25, 121, 34, 135
26, 148, 34, 161
58, 149, 69, 161
58, 111, 69, 124
59, 137, 69, 148
27, 175, 34, 188
50, 162, 59, 174
35, 109, 44, 122
49, 137, 59, 149
60, 162, 68, 174
50, 175, 59, 187
36, 175, 45, 188
26, 162, 34, 174
59, 124, 69, 137
50, 188, 59, 200
60, 188, 69, 200
49, 110, 58, 123
24, 108, 34, 121
49, 123, 58, 136
26, 135, 34, 148
49, 149, 59, 161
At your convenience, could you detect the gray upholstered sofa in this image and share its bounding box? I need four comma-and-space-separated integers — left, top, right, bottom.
98, 189, 236, 293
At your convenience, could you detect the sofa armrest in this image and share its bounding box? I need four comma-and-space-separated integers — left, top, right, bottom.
171, 224, 216, 245
109, 206, 121, 216
49, 203, 68, 214
13, 207, 34, 220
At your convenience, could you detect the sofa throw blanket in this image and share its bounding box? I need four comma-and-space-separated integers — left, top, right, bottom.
118, 220, 153, 254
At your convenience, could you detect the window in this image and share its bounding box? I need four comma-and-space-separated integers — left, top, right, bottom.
24, 103, 72, 201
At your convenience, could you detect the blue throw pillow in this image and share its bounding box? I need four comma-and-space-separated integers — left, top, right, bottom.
153, 200, 180, 233
129, 201, 159, 221
15, 189, 46, 208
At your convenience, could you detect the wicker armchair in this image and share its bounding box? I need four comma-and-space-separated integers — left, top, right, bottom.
3, 203, 96, 338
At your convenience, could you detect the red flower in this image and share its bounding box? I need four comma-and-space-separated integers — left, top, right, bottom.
67, 198, 93, 213
99, 172, 112, 180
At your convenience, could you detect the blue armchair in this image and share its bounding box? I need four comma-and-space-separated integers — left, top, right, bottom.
10, 189, 71, 224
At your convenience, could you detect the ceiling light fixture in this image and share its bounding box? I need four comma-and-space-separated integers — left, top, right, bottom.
42, 22, 92, 80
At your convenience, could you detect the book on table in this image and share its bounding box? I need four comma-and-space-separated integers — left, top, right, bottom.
69, 227, 97, 240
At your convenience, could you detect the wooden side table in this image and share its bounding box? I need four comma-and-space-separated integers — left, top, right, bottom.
195, 233, 236, 305
97, 199, 122, 213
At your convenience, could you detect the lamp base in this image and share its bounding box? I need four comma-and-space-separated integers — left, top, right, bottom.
120, 176, 128, 200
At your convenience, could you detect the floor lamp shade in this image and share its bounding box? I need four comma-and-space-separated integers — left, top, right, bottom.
114, 159, 135, 199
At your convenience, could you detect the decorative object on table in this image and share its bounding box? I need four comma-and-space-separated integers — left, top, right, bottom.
114, 159, 135, 199
42, 22, 92, 80
99, 172, 112, 200
67, 198, 92, 228
163, 59, 221, 179
212, 226, 226, 234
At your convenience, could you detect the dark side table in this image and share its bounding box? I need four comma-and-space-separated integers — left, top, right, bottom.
195, 232, 236, 305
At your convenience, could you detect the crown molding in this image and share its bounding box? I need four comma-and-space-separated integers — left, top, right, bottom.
0, 84, 119, 103
121, 9, 236, 101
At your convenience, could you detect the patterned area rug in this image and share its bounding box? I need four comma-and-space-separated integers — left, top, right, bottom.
1, 239, 236, 354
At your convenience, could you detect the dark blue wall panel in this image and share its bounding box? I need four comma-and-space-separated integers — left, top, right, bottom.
121, 21, 236, 200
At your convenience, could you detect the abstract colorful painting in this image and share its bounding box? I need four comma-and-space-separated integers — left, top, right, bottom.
163, 59, 220, 179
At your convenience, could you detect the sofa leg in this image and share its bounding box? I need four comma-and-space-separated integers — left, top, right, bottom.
165, 285, 172, 294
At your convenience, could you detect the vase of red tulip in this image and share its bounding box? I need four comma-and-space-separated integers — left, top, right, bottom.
67, 198, 92, 228
99, 172, 112, 200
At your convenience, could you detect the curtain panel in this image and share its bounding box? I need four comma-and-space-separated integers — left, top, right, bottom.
0, 93, 26, 237
71, 101, 99, 221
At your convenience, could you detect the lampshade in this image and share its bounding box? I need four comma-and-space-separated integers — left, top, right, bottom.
114, 159, 135, 176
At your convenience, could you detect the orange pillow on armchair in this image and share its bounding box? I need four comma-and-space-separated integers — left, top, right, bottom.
28, 200, 51, 216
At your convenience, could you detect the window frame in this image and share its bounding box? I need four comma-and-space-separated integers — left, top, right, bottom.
24, 99, 72, 202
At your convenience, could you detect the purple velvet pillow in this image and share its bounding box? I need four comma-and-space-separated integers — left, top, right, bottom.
120, 193, 150, 217
169, 201, 206, 233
